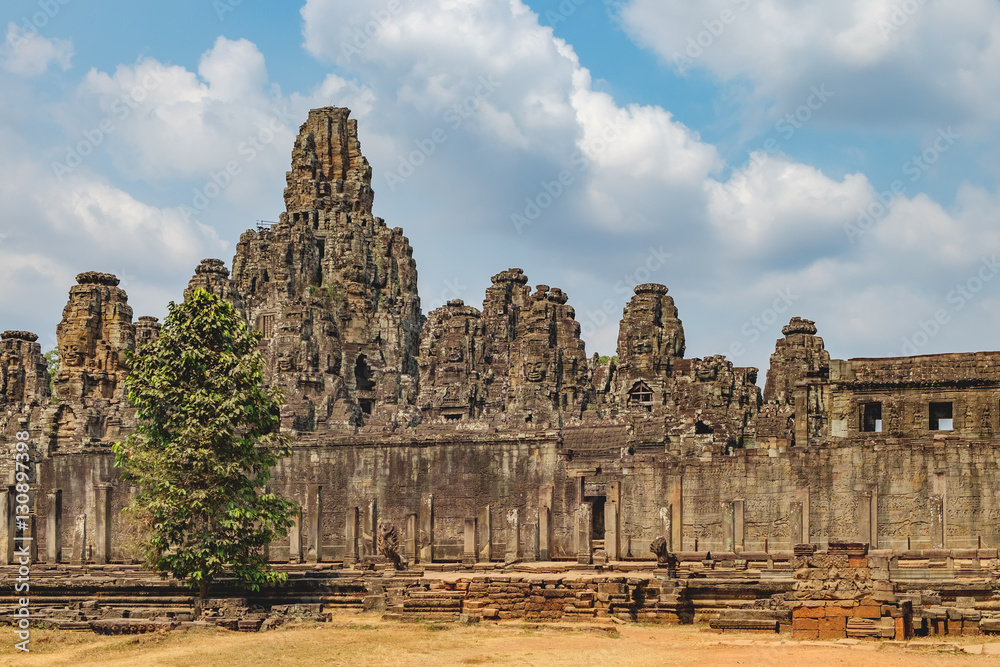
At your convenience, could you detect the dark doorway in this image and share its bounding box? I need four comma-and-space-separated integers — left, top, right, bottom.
354, 354, 375, 391
929, 402, 953, 431
586, 496, 606, 537
860, 401, 882, 432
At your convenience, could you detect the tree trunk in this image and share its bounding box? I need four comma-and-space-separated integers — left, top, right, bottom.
196, 578, 209, 618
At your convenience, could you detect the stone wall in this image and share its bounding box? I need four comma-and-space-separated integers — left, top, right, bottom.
7, 106, 1000, 577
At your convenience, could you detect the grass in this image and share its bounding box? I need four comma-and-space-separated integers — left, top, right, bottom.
0, 615, 996, 666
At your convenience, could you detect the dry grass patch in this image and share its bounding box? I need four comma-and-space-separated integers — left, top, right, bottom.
0, 616, 996, 666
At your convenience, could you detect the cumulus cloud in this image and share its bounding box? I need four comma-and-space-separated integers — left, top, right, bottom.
618, 0, 1000, 127
2, 22, 72, 76
0, 125, 226, 342
291, 0, 1000, 373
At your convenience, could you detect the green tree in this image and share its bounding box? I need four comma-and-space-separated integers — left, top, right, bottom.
43, 348, 59, 397
113, 289, 296, 610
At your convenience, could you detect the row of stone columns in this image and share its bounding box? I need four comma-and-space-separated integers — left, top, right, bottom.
0, 483, 115, 565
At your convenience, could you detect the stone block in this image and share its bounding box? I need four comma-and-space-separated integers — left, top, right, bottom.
853, 606, 881, 619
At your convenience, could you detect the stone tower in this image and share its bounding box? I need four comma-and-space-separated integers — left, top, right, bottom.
42, 272, 136, 453
614, 283, 686, 410
230, 107, 422, 432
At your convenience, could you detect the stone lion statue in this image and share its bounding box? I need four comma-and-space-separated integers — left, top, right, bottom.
649, 536, 677, 568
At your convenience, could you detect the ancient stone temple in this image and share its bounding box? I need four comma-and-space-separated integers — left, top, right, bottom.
7, 106, 1000, 575
230, 108, 422, 432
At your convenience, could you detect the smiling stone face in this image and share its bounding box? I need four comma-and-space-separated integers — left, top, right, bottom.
446, 344, 464, 362
524, 359, 547, 382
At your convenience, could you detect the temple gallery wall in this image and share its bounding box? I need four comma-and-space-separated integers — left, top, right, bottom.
3, 107, 1000, 566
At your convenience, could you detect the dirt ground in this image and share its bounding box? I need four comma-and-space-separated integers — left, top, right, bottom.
1, 615, 998, 666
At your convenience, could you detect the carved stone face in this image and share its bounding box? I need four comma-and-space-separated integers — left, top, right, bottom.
62, 343, 85, 368
524, 360, 547, 382
446, 344, 463, 362
277, 353, 295, 372
632, 338, 654, 355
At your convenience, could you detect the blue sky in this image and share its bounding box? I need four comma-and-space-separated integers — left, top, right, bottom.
3, 0, 1000, 378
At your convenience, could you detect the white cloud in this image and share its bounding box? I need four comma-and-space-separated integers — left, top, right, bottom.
70, 38, 293, 181
618, 0, 1000, 127
2, 22, 72, 76
293, 0, 1000, 373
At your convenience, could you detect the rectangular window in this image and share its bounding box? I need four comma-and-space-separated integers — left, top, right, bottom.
860, 402, 882, 432
258, 313, 274, 336
929, 402, 953, 431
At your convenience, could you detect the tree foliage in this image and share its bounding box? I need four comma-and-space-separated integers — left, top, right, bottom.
113, 289, 296, 600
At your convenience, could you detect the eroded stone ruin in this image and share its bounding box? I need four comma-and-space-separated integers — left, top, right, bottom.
4, 107, 1000, 638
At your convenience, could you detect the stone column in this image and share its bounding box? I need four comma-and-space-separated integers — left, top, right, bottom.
538, 487, 552, 561
668, 476, 683, 551
538, 507, 551, 561
344, 507, 359, 566
659, 506, 672, 552
419, 493, 433, 563
0, 485, 13, 565
288, 508, 303, 563
723, 502, 735, 552
463, 518, 477, 566
405, 513, 418, 564
869, 488, 879, 549
307, 484, 323, 563
364, 500, 377, 559
734, 499, 745, 550
930, 495, 945, 549
505, 508, 519, 562
26, 513, 37, 563
477, 506, 491, 563
790, 501, 804, 546
94, 483, 112, 565
604, 501, 619, 561
575, 502, 592, 564
70, 514, 87, 565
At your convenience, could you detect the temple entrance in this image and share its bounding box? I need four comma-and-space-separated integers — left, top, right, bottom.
586, 495, 606, 538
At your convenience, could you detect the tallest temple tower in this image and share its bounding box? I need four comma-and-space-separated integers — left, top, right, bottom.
229, 107, 423, 432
